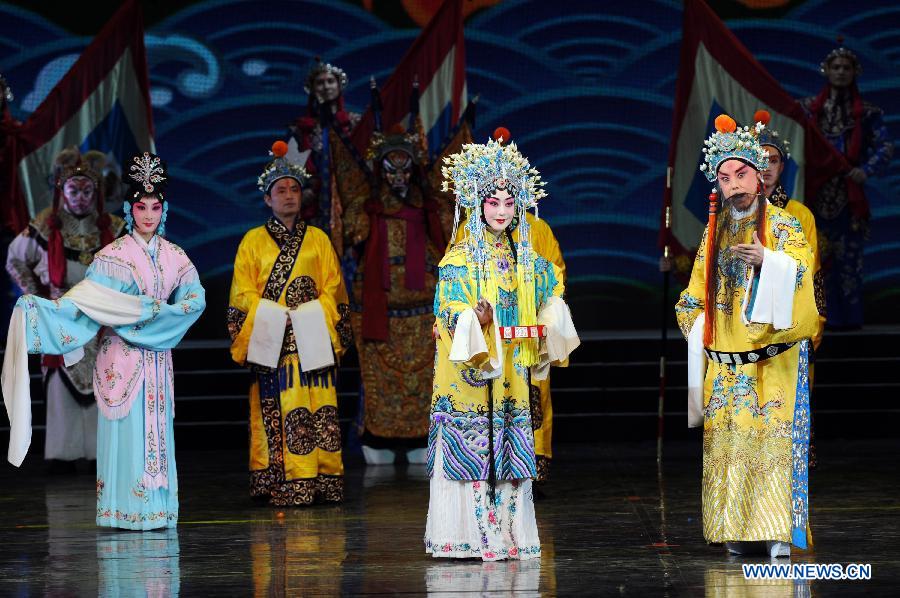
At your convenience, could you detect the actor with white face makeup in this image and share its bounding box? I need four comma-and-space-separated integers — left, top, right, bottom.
2, 152, 206, 529
676, 114, 818, 558
424, 132, 579, 561
5, 147, 125, 472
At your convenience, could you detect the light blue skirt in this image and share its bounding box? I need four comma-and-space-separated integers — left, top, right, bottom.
95, 383, 178, 530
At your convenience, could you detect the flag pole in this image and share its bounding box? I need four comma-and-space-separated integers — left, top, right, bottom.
657, 166, 673, 464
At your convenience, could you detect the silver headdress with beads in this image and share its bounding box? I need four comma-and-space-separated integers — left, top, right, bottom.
257, 141, 309, 193
700, 115, 769, 182
820, 37, 862, 76
124, 151, 169, 235
304, 57, 349, 94
0, 72, 12, 105
441, 131, 546, 281
126, 151, 168, 200
753, 110, 791, 160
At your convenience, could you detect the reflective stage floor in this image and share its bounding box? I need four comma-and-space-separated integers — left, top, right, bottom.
0, 439, 897, 596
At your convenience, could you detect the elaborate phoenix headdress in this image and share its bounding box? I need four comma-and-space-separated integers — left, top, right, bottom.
441, 127, 548, 366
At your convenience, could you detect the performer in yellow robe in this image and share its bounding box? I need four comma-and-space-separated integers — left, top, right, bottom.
228, 142, 352, 506
675, 114, 818, 558
754, 109, 826, 349
425, 131, 579, 560
755, 109, 827, 469
453, 210, 565, 482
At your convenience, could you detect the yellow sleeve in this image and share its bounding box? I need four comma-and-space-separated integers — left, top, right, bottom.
531, 216, 566, 284
786, 200, 825, 349
434, 246, 494, 369
747, 210, 818, 346
534, 254, 565, 309
310, 230, 352, 359
674, 226, 709, 339
228, 231, 262, 365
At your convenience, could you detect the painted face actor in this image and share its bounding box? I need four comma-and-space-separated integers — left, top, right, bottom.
676, 114, 819, 558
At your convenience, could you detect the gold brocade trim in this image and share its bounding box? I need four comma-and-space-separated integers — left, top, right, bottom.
226, 307, 247, 341
285, 275, 318, 309
335, 303, 352, 349
813, 269, 827, 318
535, 455, 551, 484
768, 185, 789, 209
351, 311, 433, 439
262, 218, 307, 302
702, 428, 793, 543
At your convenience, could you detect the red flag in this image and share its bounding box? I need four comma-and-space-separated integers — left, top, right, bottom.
350, 0, 466, 157
1, 0, 154, 232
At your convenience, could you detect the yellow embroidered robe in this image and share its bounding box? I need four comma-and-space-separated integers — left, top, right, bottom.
452, 214, 565, 478
769, 186, 826, 350
675, 202, 818, 547
228, 218, 352, 506
429, 236, 564, 481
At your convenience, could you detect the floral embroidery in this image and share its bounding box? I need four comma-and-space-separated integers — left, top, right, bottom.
132, 479, 150, 503
96, 478, 104, 500
23, 296, 41, 352
103, 366, 123, 389
57, 325, 76, 346
180, 291, 200, 314
96, 507, 177, 524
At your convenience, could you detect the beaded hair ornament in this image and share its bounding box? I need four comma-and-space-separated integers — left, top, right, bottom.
366, 124, 427, 164
753, 109, 791, 160
820, 36, 861, 76
441, 127, 548, 366
0, 72, 12, 104
124, 151, 169, 235
700, 114, 769, 182
304, 57, 349, 94
257, 140, 310, 193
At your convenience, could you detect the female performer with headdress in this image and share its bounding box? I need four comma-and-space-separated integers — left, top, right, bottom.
424, 134, 579, 561
2, 152, 206, 529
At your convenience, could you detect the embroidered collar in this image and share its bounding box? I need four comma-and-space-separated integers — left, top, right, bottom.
131, 231, 159, 257
265, 216, 307, 249
767, 184, 789, 209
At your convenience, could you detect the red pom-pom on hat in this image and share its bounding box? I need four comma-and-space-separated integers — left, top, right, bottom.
753, 109, 771, 126
714, 114, 737, 134
493, 127, 511, 143
271, 140, 289, 158
387, 123, 406, 135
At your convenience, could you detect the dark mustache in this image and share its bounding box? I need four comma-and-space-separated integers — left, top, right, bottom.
726, 192, 752, 202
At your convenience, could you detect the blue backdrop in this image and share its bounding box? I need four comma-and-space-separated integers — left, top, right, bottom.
1, 0, 897, 332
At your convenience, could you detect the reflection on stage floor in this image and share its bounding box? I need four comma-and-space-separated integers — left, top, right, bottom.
0, 439, 897, 596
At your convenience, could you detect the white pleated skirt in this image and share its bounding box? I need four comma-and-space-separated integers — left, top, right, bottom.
424, 436, 540, 561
